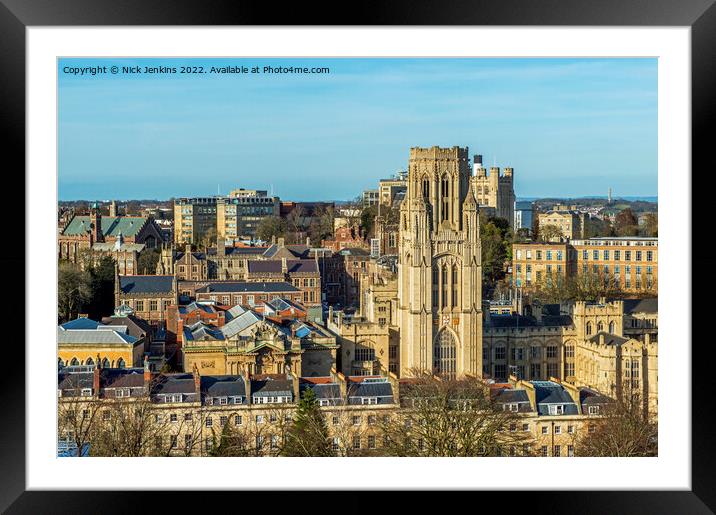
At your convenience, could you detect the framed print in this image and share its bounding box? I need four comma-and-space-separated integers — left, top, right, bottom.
1, 0, 713, 512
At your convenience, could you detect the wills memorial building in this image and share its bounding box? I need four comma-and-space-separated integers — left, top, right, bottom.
397, 146, 483, 378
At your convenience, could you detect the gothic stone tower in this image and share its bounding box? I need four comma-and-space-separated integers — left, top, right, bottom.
397, 146, 483, 379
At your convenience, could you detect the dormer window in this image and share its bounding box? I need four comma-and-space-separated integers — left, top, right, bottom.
319, 399, 330, 407
504, 403, 519, 412
548, 404, 565, 415
115, 388, 130, 398
80, 388, 93, 397
361, 397, 378, 405
588, 405, 600, 415
218, 397, 228, 405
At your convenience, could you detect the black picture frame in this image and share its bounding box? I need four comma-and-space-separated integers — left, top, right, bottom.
2, 0, 711, 512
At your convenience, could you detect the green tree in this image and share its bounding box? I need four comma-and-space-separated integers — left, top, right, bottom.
360, 205, 378, 237
281, 388, 333, 457
539, 224, 563, 242
641, 213, 658, 237
86, 255, 117, 320
137, 248, 161, 275
480, 215, 512, 291
257, 216, 287, 243
58, 261, 92, 323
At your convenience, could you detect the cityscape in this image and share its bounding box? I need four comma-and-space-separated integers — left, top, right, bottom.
57, 58, 657, 458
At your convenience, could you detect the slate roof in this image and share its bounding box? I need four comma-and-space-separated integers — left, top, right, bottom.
623, 298, 658, 314
251, 378, 293, 397
262, 244, 310, 259
531, 381, 579, 416
580, 388, 613, 405
60, 317, 103, 330
300, 382, 342, 404
62, 216, 149, 238
346, 381, 394, 405
339, 247, 371, 257
224, 304, 247, 321
178, 302, 218, 315
493, 388, 532, 411
184, 322, 225, 342
487, 315, 538, 328
201, 375, 247, 398
247, 259, 318, 274
588, 332, 629, 346
58, 371, 94, 391
119, 275, 175, 295
100, 315, 152, 339
58, 326, 138, 345
151, 374, 198, 397
266, 297, 306, 314
101, 368, 145, 389
220, 310, 262, 338
195, 281, 300, 294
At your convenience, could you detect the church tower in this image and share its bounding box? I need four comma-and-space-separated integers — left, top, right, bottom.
397, 146, 483, 379
90, 201, 104, 244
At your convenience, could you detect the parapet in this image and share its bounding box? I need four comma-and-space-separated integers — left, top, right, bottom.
409, 146, 468, 161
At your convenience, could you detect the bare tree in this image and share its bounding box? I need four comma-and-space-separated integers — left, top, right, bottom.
575, 392, 657, 457
378, 371, 534, 457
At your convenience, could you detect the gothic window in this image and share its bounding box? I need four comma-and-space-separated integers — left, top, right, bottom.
102, 357, 110, 369
422, 177, 430, 199
609, 321, 615, 334
85, 357, 94, 366
433, 329, 457, 379
441, 265, 448, 309
441, 175, 450, 222
597, 321, 604, 332
586, 322, 592, 335
432, 266, 439, 309
70, 357, 79, 366
117, 358, 126, 369
451, 266, 459, 307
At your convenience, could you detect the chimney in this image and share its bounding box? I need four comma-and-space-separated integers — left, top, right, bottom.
305, 236, 311, 247
281, 257, 288, 274
278, 237, 285, 248
599, 333, 605, 346
109, 200, 117, 217
192, 363, 201, 395
271, 235, 276, 245
143, 355, 152, 386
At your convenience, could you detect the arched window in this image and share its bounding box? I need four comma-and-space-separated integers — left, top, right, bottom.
441, 265, 448, 308
609, 321, 615, 334
432, 266, 439, 309
102, 357, 110, 369
586, 322, 592, 335
441, 175, 450, 222
422, 177, 430, 199
58, 358, 65, 368
451, 266, 459, 308
433, 329, 457, 379
85, 357, 94, 366
70, 357, 79, 366
597, 321, 604, 332
117, 358, 126, 369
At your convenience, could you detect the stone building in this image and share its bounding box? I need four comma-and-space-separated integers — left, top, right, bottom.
58, 317, 146, 369
512, 237, 658, 293
115, 272, 177, 327
537, 210, 586, 240
397, 146, 483, 378
182, 306, 338, 377
471, 154, 516, 227
59, 202, 163, 267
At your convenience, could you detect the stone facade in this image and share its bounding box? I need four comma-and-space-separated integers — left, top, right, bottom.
471, 154, 515, 227
397, 146, 483, 378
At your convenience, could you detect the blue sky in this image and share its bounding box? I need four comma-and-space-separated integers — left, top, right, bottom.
58, 58, 657, 201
